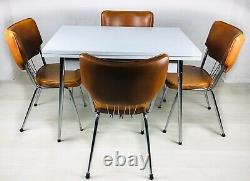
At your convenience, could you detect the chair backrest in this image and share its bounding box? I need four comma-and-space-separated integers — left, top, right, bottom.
80, 53, 168, 107
205, 21, 244, 72
4, 18, 43, 70
101, 10, 154, 27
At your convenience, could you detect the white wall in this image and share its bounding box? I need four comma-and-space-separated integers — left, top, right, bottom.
1, 0, 249, 82
0, 0, 15, 80
225, 0, 250, 83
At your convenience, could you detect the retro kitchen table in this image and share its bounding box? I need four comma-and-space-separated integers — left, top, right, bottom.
42, 25, 202, 143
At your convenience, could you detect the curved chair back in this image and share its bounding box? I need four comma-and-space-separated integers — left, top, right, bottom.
5, 18, 43, 70
101, 10, 154, 27
80, 54, 168, 107
205, 21, 244, 72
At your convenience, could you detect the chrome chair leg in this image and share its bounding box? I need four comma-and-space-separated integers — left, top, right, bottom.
210, 90, 226, 137
34, 88, 42, 106
143, 113, 154, 180
162, 92, 178, 133
140, 118, 145, 135
20, 88, 39, 132
158, 85, 167, 108
80, 86, 88, 107
68, 89, 83, 131
204, 90, 211, 110
85, 112, 100, 179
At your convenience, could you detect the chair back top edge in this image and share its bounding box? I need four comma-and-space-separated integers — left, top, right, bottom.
79, 53, 168, 107
101, 10, 154, 27
205, 21, 245, 72
5, 18, 42, 70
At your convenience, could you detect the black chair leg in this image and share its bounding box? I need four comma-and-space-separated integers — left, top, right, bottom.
85, 112, 100, 179
143, 113, 154, 180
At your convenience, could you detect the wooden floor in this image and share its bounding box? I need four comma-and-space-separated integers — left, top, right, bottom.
0, 76, 250, 181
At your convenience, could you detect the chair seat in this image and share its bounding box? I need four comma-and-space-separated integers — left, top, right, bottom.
94, 101, 151, 115
36, 63, 81, 88
166, 65, 213, 90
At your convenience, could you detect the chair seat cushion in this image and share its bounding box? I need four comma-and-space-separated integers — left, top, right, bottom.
36, 63, 81, 88
166, 65, 213, 90
94, 100, 151, 115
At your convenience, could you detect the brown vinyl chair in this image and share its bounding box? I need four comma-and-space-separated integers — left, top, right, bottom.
101, 10, 154, 134
80, 53, 169, 180
101, 10, 154, 27
4, 18, 87, 141
160, 21, 245, 142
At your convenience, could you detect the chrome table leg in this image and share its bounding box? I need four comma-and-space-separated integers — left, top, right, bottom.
58, 57, 65, 142
177, 60, 183, 145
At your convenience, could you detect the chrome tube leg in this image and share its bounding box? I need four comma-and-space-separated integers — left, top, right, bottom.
162, 92, 178, 133
177, 60, 183, 145
20, 88, 39, 132
68, 89, 83, 131
80, 86, 88, 107
210, 90, 226, 137
140, 117, 145, 135
58, 57, 65, 143
143, 113, 154, 180
204, 90, 211, 110
34, 88, 42, 106
158, 85, 167, 108
85, 112, 100, 179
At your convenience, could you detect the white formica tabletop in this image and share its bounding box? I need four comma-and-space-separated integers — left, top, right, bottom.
42, 25, 202, 61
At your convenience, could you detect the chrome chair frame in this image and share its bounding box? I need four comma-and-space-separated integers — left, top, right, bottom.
162, 49, 226, 141
85, 111, 154, 180
20, 51, 86, 141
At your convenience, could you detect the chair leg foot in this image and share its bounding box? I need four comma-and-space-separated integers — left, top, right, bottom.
140, 130, 144, 135
34, 104, 38, 107
149, 174, 154, 180
85, 172, 90, 179
162, 129, 167, 133
158, 85, 167, 109
211, 90, 226, 138
80, 128, 84, 131
57, 139, 62, 143
208, 106, 211, 110
20, 88, 39, 133
178, 142, 182, 145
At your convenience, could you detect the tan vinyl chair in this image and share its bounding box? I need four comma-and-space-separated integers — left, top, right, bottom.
101, 10, 154, 134
80, 53, 168, 180
161, 21, 244, 142
5, 18, 87, 141
101, 10, 154, 27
